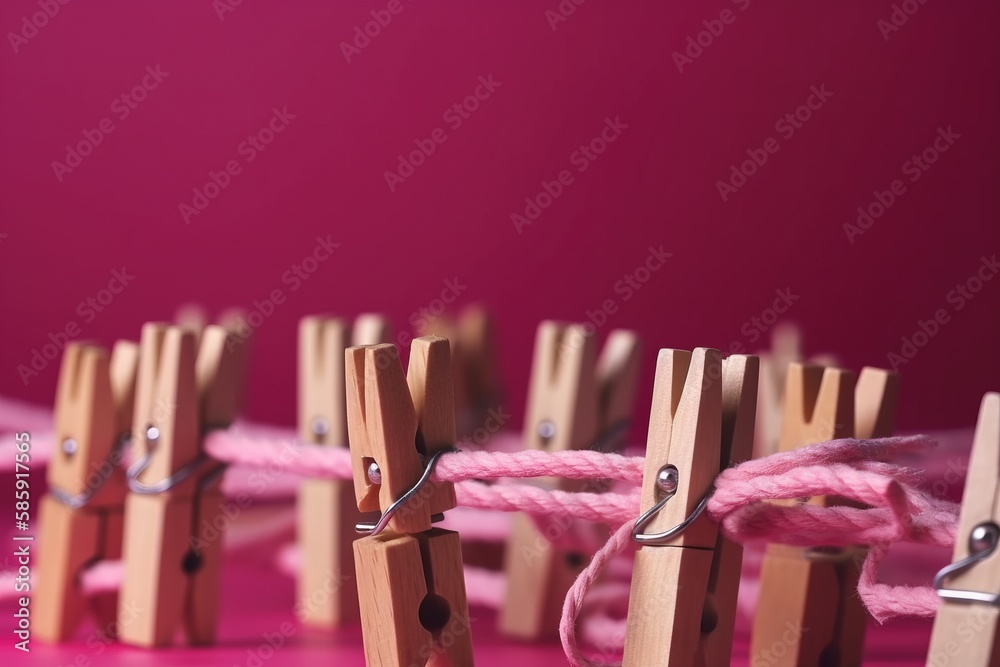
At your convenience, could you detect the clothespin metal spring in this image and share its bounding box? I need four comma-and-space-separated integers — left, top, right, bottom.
354, 448, 455, 536
934, 521, 1000, 605
632, 463, 713, 546
125, 425, 225, 495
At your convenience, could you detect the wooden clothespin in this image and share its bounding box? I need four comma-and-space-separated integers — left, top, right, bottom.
296, 313, 387, 628
751, 362, 899, 666
753, 324, 841, 458
35, 341, 139, 642
499, 321, 641, 640
422, 305, 501, 440
926, 392, 1000, 666
345, 336, 474, 666
754, 324, 803, 458
118, 322, 242, 647
621, 349, 758, 666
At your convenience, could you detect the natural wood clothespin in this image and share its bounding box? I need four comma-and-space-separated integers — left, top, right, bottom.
118, 322, 242, 647
35, 341, 138, 642
622, 349, 758, 666
296, 314, 387, 628
422, 305, 501, 440
499, 321, 641, 640
751, 363, 899, 666
346, 336, 474, 666
926, 392, 1000, 666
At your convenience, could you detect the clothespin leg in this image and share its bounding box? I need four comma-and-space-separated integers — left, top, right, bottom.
119, 494, 193, 647
34, 496, 101, 641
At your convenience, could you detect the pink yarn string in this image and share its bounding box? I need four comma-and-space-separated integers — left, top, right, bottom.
560, 435, 960, 667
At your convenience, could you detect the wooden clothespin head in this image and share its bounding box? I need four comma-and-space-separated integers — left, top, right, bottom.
118, 322, 243, 647
623, 349, 758, 666
499, 321, 641, 641
752, 361, 898, 666
36, 341, 139, 642
296, 313, 387, 628
423, 304, 502, 440
927, 393, 1000, 666
345, 336, 474, 667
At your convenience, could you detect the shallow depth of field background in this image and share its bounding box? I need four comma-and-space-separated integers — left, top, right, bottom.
1, 1, 998, 434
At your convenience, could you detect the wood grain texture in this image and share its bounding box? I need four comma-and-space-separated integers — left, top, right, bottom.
500, 322, 640, 640
752, 362, 900, 667
34, 496, 101, 642
296, 315, 386, 627
927, 393, 1000, 667
624, 348, 741, 667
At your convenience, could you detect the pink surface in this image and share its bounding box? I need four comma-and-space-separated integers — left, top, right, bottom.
0, 544, 936, 666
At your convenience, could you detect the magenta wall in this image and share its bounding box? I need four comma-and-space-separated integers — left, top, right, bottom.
1, 1, 997, 433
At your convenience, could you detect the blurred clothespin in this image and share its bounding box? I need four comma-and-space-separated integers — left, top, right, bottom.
754, 324, 838, 458
499, 321, 641, 640
296, 313, 387, 628
346, 337, 474, 666
751, 363, 898, 666
118, 322, 243, 647
926, 393, 1000, 667
622, 349, 758, 666
36, 341, 139, 642
422, 305, 502, 441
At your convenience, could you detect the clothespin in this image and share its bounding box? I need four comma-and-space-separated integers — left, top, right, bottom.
422, 305, 501, 440
621, 348, 758, 666
118, 322, 242, 647
754, 324, 802, 458
296, 313, 387, 628
499, 321, 641, 640
35, 341, 139, 642
345, 336, 474, 666
751, 362, 899, 666
926, 392, 1000, 666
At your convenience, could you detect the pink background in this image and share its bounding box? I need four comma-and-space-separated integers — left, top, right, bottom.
1, 1, 999, 432
0, 3, 998, 663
